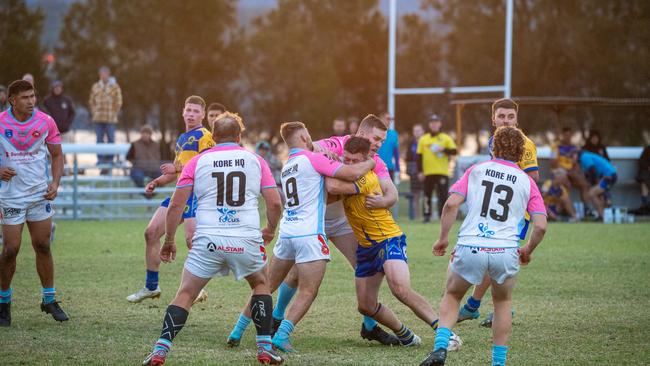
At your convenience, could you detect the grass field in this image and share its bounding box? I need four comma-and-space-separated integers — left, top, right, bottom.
1, 220, 649, 365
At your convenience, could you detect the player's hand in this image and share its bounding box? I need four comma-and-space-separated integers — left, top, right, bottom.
43, 182, 59, 200
0, 167, 16, 182
160, 240, 177, 263
145, 180, 157, 195
262, 226, 276, 245
518, 246, 532, 265
365, 193, 384, 209
160, 163, 176, 175
418, 173, 425, 182
432, 238, 449, 256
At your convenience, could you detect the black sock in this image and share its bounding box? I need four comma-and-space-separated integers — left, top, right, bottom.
250, 294, 273, 336
160, 305, 189, 342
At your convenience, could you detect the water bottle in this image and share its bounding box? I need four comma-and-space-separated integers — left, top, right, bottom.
603, 208, 614, 224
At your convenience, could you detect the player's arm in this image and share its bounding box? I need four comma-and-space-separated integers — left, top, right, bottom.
162, 185, 192, 262
332, 159, 375, 181
432, 193, 465, 256
261, 187, 282, 244
521, 139, 540, 182
325, 177, 358, 195
366, 178, 398, 209
519, 214, 547, 265
444, 134, 458, 156
44, 143, 64, 200
527, 170, 539, 182
145, 172, 177, 195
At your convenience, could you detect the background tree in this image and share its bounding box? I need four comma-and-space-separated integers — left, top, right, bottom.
0, 0, 47, 96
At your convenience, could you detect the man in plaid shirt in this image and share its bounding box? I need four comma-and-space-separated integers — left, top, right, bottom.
88, 66, 122, 170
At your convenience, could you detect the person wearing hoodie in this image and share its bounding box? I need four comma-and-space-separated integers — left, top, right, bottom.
43, 81, 76, 142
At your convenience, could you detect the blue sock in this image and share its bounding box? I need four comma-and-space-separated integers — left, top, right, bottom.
273, 319, 295, 343
431, 319, 439, 330
492, 344, 508, 366
229, 313, 251, 340
465, 296, 481, 312
363, 315, 378, 331
146, 270, 159, 291
0, 288, 12, 304
256, 335, 272, 351
42, 287, 56, 304
434, 327, 452, 351
272, 282, 296, 320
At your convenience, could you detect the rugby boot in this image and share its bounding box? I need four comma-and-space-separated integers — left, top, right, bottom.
457, 306, 480, 323
419, 348, 447, 366
0, 302, 10, 326
360, 323, 401, 345
479, 309, 515, 328
41, 301, 69, 322
127, 286, 161, 303
142, 350, 167, 366
257, 347, 284, 364
192, 289, 208, 305
400, 333, 422, 347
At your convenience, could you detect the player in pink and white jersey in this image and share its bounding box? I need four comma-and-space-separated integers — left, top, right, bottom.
142, 113, 284, 366
266, 114, 400, 346
0, 80, 67, 326
420, 127, 548, 366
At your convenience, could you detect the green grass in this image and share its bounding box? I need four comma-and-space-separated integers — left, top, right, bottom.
2, 220, 650, 365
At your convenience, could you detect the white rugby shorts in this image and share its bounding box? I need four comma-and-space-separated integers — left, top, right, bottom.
0, 198, 55, 225
449, 245, 519, 285
185, 235, 267, 280
273, 234, 331, 264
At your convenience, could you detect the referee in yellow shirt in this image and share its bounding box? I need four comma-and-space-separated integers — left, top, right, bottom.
416, 114, 457, 222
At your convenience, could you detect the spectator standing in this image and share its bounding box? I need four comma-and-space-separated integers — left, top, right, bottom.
0, 86, 8, 112
43, 81, 76, 142
417, 114, 457, 222
406, 123, 425, 220
206, 102, 226, 131
89, 66, 122, 171
348, 116, 359, 135
377, 115, 400, 181
632, 145, 650, 215
126, 125, 161, 192
255, 140, 282, 188
583, 130, 610, 160
22, 74, 34, 85
332, 117, 347, 136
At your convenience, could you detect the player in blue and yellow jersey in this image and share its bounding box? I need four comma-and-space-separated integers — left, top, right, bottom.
459, 98, 540, 327
326, 136, 462, 351
550, 127, 592, 212
542, 172, 578, 222
126, 95, 214, 303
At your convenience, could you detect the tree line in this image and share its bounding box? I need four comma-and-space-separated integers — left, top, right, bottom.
1, 0, 649, 145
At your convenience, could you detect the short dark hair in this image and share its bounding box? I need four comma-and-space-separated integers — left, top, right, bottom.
280, 121, 307, 144
493, 126, 525, 162
358, 114, 387, 132
7, 79, 34, 98
491, 98, 518, 116
212, 112, 242, 143
208, 102, 226, 112
184, 95, 206, 110
343, 136, 371, 156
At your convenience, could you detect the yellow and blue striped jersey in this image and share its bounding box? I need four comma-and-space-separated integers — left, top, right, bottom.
174, 127, 215, 173
343, 171, 403, 247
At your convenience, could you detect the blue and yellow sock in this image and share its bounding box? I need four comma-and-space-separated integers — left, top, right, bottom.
273, 319, 295, 344
434, 327, 451, 350
257, 335, 273, 351
153, 338, 172, 355
0, 288, 11, 304
229, 313, 251, 340
146, 270, 159, 291
272, 282, 296, 320
464, 296, 481, 312
42, 287, 56, 304
492, 344, 508, 365
363, 315, 378, 331
431, 319, 439, 330
395, 324, 415, 344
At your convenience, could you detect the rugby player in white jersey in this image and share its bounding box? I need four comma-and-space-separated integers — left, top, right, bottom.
142, 113, 283, 365
0, 80, 67, 325
227, 115, 400, 346
419, 127, 547, 366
